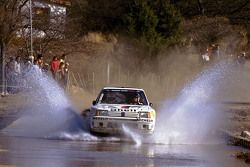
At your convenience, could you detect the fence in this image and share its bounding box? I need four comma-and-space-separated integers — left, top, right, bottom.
0, 67, 188, 101
67, 69, 187, 100
67, 71, 96, 95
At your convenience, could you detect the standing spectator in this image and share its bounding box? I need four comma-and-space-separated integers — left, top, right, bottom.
25, 57, 33, 73
237, 52, 246, 65
14, 56, 22, 75
21, 57, 33, 88
58, 62, 69, 90
201, 45, 212, 62
60, 54, 66, 63
214, 44, 220, 57
32, 59, 42, 75
211, 44, 220, 60
58, 62, 65, 87
37, 54, 44, 69
6, 57, 15, 72
42, 63, 50, 75
14, 56, 22, 91
6, 57, 15, 93
202, 44, 220, 63
50, 56, 60, 80
29, 55, 34, 64
63, 62, 69, 90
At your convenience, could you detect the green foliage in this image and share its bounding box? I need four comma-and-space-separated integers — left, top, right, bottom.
182, 16, 248, 54
123, 0, 159, 46
175, 0, 250, 20
122, 0, 182, 55
70, 0, 183, 55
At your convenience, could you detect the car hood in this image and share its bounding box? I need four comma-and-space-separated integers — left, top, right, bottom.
94, 104, 153, 112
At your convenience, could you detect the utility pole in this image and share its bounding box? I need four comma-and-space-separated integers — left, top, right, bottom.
107, 62, 110, 85
0, 42, 5, 96
29, 0, 33, 60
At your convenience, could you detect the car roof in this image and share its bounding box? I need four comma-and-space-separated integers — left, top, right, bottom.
103, 87, 145, 91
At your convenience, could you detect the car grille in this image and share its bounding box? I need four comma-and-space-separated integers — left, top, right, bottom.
109, 111, 139, 118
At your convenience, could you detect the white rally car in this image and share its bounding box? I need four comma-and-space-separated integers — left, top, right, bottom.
89, 87, 156, 135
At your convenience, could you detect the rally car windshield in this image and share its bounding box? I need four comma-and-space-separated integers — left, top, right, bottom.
97, 89, 148, 105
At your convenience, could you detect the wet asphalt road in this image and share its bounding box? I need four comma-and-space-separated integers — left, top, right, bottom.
0, 135, 248, 167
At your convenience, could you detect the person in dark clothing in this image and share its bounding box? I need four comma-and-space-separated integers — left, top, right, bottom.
130, 94, 143, 105
37, 54, 44, 68
237, 52, 246, 65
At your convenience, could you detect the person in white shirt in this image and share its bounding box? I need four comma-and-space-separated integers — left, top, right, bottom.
32, 59, 42, 75
14, 56, 21, 75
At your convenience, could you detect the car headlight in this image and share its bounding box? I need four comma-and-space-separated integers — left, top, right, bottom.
95, 110, 109, 116
140, 111, 155, 118
148, 111, 155, 119
140, 112, 148, 118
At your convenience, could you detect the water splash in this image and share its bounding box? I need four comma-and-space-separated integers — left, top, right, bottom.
47, 132, 98, 141
2, 72, 126, 143
3, 72, 89, 138
122, 124, 142, 146
153, 62, 233, 144
47, 132, 121, 142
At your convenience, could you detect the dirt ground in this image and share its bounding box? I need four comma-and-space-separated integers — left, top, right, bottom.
223, 104, 250, 136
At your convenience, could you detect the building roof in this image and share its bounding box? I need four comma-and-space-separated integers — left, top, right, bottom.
34, 0, 71, 7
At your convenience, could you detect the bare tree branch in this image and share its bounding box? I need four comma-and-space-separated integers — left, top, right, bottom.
229, 0, 249, 14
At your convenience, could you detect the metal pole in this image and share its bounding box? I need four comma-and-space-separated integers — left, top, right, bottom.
107, 62, 110, 85
1, 42, 5, 95
118, 64, 121, 85
92, 72, 95, 95
29, 0, 33, 58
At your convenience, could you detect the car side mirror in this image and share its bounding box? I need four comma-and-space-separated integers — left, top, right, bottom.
150, 103, 153, 107
92, 100, 96, 105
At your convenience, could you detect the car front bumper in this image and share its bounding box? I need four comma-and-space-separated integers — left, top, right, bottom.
90, 116, 155, 135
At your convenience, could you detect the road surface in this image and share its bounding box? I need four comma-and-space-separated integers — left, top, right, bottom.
0, 135, 248, 167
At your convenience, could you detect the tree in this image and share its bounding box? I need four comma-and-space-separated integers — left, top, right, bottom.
122, 0, 182, 55
68, 0, 124, 34
0, 0, 28, 94
183, 16, 248, 54
123, 0, 159, 49
69, 0, 182, 56
174, 0, 250, 20
7, 1, 73, 58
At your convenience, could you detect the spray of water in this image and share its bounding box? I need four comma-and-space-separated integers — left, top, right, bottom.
48, 132, 122, 142
122, 124, 142, 146
153, 62, 233, 144
2, 72, 91, 138
1, 72, 124, 142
